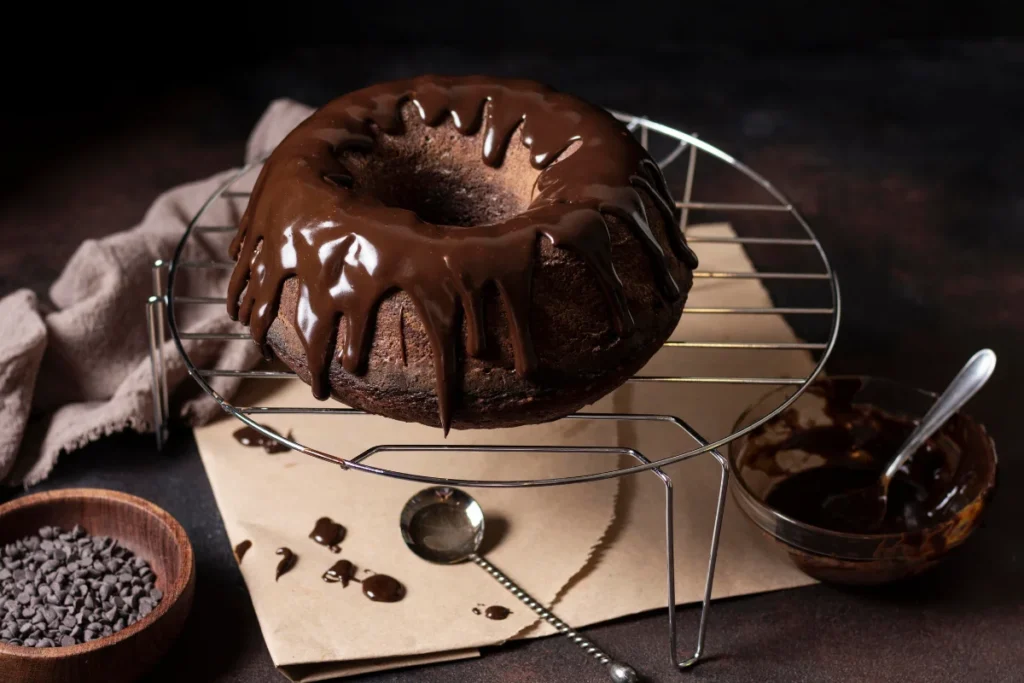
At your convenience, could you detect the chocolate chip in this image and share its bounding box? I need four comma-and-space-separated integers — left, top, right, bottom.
0, 526, 162, 648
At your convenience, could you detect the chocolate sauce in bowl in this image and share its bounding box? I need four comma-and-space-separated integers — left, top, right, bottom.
743, 391, 967, 535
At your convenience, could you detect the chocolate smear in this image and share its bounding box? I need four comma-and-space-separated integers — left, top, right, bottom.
232, 425, 292, 453
234, 539, 252, 564
362, 574, 405, 602
322, 559, 358, 587
309, 517, 346, 553
226, 75, 697, 434
275, 548, 297, 580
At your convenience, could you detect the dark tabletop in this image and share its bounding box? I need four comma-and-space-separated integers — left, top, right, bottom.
2, 36, 1023, 682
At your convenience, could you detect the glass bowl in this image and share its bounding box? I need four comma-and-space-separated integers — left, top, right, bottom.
728, 375, 998, 585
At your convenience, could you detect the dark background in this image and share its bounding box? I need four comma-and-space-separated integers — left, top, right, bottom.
2, 9, 1023, 682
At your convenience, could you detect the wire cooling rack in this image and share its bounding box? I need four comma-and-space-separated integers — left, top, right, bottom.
146, 108, 840, 675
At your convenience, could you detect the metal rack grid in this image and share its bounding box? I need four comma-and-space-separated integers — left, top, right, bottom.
146, 109, 840, 675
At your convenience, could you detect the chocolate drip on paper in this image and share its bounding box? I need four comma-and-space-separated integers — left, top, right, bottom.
484, 605, 511, 620
232, 425, 291, 453
233, 539, 252, 564
361, 574, 405, 602
227, 75, 698, 433
322, 559, 357, 587
309, 517, 345, 553
275, 548, 297, 580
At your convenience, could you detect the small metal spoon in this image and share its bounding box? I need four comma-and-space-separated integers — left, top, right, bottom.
400, 486, 640, 683
821, 348, 997, 531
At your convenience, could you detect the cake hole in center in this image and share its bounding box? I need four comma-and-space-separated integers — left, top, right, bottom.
370, 163, 527, 227
339, 108, 539, 228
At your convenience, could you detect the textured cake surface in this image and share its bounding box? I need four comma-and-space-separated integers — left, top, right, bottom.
226, 75, 698, 432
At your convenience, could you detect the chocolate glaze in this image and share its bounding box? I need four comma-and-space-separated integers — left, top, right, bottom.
275, 547, 297, 580
361, 574, 405, 602
322, 559, 358, 587
227, 75, 697, 433
309, 517, 346, 553
484, 605, 511, 620
746, 401, 965, 535
234, 539, 252, 564
232, 425, 291, 453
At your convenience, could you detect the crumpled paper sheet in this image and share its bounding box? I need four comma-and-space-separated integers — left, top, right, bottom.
193, 221, 820, 679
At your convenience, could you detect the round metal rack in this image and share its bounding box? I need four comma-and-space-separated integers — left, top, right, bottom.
145, 108, 840, 674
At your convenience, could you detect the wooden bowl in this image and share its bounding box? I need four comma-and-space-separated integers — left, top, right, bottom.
0, 488, 195, 683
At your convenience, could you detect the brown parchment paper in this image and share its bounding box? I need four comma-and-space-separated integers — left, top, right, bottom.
193, 379, 624, 678
192, 221, 819, 679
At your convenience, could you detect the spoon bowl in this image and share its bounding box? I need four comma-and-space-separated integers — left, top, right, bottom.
399, 486, 485, 564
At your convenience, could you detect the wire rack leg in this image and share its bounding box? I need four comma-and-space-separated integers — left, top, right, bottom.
666, 448, 728, 670
147, 259, 170, 450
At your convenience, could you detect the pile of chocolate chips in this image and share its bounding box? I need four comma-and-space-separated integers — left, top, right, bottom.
0, 525, 162, 648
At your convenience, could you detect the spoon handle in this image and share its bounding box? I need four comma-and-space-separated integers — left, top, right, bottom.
471, 554, 638, 682
884, 348, 997, 483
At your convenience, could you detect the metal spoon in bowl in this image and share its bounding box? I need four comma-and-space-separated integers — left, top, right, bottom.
821, 348, 997, 532
400, 486, 640, 683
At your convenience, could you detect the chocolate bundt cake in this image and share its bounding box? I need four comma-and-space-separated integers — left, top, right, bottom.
226, 75, 698, 433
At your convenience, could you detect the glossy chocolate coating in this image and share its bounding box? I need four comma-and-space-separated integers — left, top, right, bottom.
232, 426, 291, 453
361, 574, 405, 602
274, 547, 297, 580
226, 75, 696, 433
309, 517, 345, 553
322, 559, 357, 587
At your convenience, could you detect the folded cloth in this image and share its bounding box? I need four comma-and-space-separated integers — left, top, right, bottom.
0, 98, 315, 488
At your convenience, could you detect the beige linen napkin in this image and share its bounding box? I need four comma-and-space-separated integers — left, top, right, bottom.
0, 99, 309, 487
